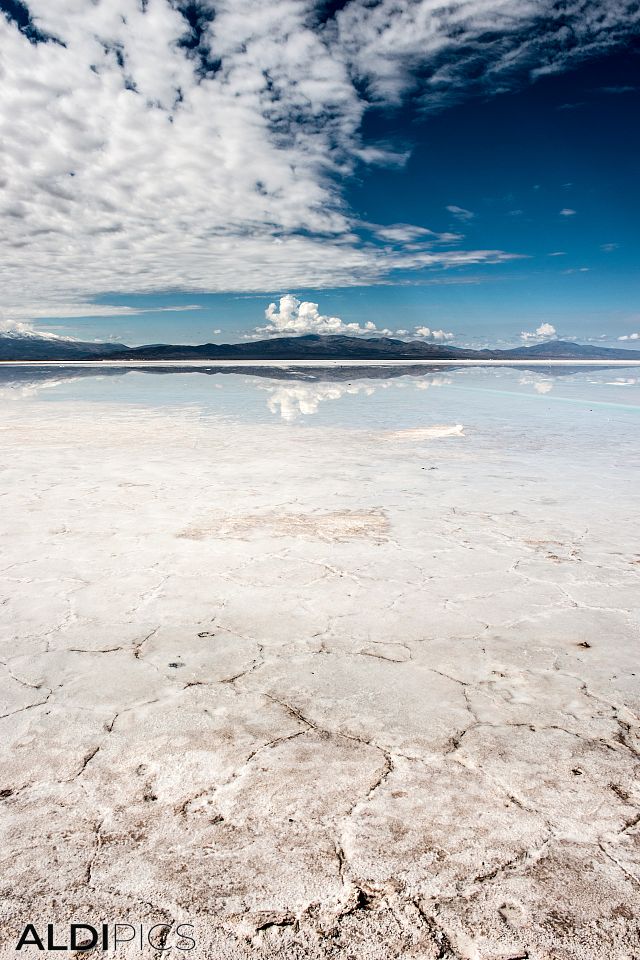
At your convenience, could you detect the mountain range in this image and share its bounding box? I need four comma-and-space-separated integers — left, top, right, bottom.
1, 332, 640, 362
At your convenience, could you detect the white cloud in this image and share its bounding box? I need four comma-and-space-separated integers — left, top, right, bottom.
255, 295, 456, 341
374, 224, 436, 242
560, 208, 577, 216
0, 301, 203, 338
0, 318, 70, 340
0, 0, 637, 323
618, 333, 640, 341
446, 205, 475, 221
601, 242, 620, 252
2, 304, 201, 321
335, 0, 640, 106
414, 326, 455, 341
257, 294, 379, 337
521, 322, 557, 341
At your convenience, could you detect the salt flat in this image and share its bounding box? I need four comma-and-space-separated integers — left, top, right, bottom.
0, 368, 639, 959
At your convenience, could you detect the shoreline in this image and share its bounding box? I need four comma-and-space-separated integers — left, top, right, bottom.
2, 358, 640, 368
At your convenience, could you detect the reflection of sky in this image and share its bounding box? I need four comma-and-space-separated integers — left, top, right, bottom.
2, 367, 640, 439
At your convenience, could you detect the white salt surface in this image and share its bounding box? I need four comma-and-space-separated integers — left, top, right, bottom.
0, 367, 639, 958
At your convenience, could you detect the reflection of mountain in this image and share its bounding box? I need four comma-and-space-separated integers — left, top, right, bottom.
1, 363, 638, 399
3, 332, 640, 361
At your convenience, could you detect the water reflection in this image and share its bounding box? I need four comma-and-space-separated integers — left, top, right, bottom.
1, 364, 639, 428
519, 374, 554, 394
260, 381, 378, 422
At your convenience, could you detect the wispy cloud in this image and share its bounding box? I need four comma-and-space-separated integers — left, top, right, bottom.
0, 302, 203, 338
559, 208, 577, 217
446, 205, 475, 222
336, 0, 640, 107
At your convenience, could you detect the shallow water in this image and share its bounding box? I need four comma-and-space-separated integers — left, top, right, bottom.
3, 362, 640, 423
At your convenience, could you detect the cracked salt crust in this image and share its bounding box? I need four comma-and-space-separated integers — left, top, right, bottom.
0, 397, 639, 959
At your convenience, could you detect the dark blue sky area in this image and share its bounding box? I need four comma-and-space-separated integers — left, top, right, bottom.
337, 45, 639, 343
39, 41, 639, 347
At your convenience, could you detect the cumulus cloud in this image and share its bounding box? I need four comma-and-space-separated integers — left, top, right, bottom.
521, 322, 557, 341
617, 333, 640, 341
414, 326, 455, 341
0, 0, 637, 323
255, 295, 456, 341
257, 295, 381, 337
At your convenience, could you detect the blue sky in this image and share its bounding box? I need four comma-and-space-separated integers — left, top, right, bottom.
1, 0, 638, 347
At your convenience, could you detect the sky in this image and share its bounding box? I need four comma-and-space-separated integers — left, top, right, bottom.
0, 0, 639, 347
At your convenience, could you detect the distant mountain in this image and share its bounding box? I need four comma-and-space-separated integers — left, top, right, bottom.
0, 333, 127, 361
1, 332, 639, 362
497, 340, 640, 360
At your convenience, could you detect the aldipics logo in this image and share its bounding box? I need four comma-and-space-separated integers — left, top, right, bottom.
15, 923, 196, 952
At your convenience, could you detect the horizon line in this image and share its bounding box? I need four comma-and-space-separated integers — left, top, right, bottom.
3, 360, 640, 368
